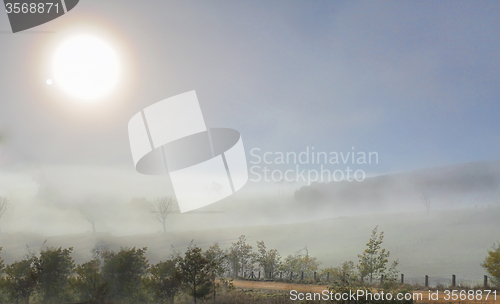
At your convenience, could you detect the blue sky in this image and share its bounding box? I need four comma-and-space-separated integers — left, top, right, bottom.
0, 0, 499, 178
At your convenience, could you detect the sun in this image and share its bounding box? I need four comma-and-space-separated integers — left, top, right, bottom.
52, 35, 120, 101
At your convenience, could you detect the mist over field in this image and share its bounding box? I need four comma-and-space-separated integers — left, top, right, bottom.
0, 159, 499, 284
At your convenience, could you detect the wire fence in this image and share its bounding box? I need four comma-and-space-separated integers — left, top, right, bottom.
235, 271, 494, 289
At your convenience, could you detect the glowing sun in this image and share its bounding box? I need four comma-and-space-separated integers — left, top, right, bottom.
52, 35, 120, 101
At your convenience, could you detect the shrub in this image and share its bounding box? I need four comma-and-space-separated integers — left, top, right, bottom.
37, 247, 75, 303
143, 259, 180, 304
177, 246, 216, 304
101, 247, 149, 303
0, 259, 38, 304
70, 259, 109, 304
482, 242, 500, 286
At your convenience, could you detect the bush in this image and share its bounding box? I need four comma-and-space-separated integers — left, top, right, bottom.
101, 247, 149, 303
0, 259, 38, 304
177, 246, 217, 304
37, 247, 75, 303
70, 259, 109, 304
482, 242, 500, 286
143, 259, 180, 304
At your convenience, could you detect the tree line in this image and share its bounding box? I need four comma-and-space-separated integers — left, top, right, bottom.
0, 227, 498, 304
0, 244, 213, 304
0, 227, 402, 304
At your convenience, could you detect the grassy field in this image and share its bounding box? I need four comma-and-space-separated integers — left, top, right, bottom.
1, 206, 499, 285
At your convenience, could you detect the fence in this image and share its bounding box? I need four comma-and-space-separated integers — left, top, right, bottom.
238, 271, 493, 289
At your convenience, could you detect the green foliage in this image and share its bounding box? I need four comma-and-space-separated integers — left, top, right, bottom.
0, 258, 38, 304
381, 260, 401, 289
227, 235, 254, 278
37, 247, 75, 303
70, 259, 109, 304
482, 242, 500, 286
322, 261, 358, 285
357, 226, 391, 284
143, 259, 180, 304
280, 252, 320, 280
204, 242, 228, 302
219, 277, 235, 291
101, 247, 149, 303
255, 240, 281, 279
205, 242, 227, 277
177, 245, 216, 304
0, 233, 409, 303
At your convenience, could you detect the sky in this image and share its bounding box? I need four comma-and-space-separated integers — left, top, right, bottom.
0, 0, 499, 200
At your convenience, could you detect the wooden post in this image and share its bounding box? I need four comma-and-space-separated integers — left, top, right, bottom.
425, 275, 429, 287
484, 275, 488, 288
314, 272, 317, 281
258, 271, 261, 279
290, 272, 293, 280
381, 274, 384, 284
280, 272, 282, 280
301, 271, 304, 281
342, 272, 346, 286
327, 272, 330, 282
452, 274, 456, 287
401, 274, 404, 285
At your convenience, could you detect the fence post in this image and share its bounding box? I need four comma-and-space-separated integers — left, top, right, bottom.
381, 274, 384, 284
327, 272, 330, 282
342, 272, 346, 286
258, 271, 261, 279
301, 272, 304, 281
290, 272, 293, 280
314, 272, 317, 281
401, 274, 404, 285
280, 272, 282, 280
425, 275, 429, 287
484, 275, 488, 288
452, 274, 456, 287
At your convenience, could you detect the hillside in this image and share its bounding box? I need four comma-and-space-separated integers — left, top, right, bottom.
293, 161, 500, 215
1, 205, 498, 285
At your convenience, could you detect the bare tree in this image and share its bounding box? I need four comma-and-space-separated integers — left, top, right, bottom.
296, 246, 308, 257
82, 213, 96, 233
151, 197, 175, 233
77, 207, 97, 233
77, 197, 101, 233
420, 192, 432, 214
0, 197, 10, 233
